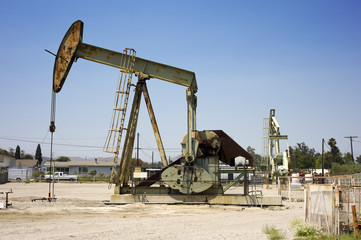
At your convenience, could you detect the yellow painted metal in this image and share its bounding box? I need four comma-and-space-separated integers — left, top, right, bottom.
117, 81, 143, 186
103, 48, 136, 184
52, 21, 199, 188
142, 83, 168, 167
116, 80, 169, 185
75, 43, 197, 92
53, 21, 197, 93
162, 165, 213, 194
265, 109, 290, 177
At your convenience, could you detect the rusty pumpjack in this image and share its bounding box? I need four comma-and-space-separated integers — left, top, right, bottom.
51, 21, 268, 204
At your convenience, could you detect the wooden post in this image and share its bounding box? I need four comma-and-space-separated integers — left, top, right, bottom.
332, 185, 336, 234
348, 190, 350, 228
304, 184, 309, 222
352, 205, 359, 237
288, 177, 291, 202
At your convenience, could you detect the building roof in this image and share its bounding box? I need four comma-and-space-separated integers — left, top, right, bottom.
16, 159, 38, 168
0, 153, 15, 159
43, 160, 114, 167
0, 153, 16, 167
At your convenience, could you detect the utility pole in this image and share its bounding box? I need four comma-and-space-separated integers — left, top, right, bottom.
151, 151, 154, 168
322, 138, 325, 184
322, 138, 324, 176
345, 136, 358, 162
136, 133, 140, 166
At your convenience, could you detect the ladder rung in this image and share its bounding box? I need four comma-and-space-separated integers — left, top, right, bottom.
109, 129, 121, 132
116, 90, 128, 94
108, 127, 127, 132
103, 150, 118, 154
104, 50, 135, 161
113, 108, 125, 111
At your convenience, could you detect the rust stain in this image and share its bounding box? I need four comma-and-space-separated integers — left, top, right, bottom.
172, 75, 188, 82
53, 21, 83, 92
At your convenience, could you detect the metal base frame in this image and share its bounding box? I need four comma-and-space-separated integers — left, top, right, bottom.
114, 186, 224, 195
109, 193, 282, 206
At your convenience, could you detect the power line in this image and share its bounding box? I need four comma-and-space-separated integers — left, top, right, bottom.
0, 136, 182, 151
345, 136, 358, 162
343, 142, 351, 155
40, 131, 49, 144
0, 136, 103, 149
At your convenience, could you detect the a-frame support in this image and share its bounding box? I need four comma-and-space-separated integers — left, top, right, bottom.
117, 78, 168, 186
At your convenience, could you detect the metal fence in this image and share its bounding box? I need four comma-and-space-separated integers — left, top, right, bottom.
303, 177, 361, 235
277, 175, 354, 202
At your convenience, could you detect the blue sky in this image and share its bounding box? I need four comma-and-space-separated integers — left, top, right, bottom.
0, 1, 360, 162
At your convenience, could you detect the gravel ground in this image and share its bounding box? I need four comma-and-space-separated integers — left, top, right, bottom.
0, 182, 304, 240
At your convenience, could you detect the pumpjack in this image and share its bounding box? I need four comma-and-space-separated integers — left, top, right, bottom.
264, 109, 290, 177
51, 20, 282, 205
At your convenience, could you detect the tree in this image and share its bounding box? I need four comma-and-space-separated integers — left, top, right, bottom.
15, 145, 21, 159
332, 163, 361, 175
20, 150, 25, 159
315, 153, 332, 169
342, 152, 354, 165
89, 169, 97, 177
246, 146, 261, 170
152, 161, 163, 168
55, 156, 71, 162
32, 169, 45, 181
130, 158, 148, 168
89, 170, 97, 181
289, 142, 319, 169
35, 144, 43, 166
8, 147, 14, 156
0, 148, 10, 156
356, 155, 361, 165
23, 154, 33, 159
327, 138, 343, 165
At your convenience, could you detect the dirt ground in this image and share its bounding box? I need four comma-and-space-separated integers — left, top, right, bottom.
0, 182, 304, 240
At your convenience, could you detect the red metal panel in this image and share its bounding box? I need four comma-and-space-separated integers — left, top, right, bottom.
211, 130, 253, 167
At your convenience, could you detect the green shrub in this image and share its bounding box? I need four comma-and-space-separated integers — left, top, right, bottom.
331, 163, 361, 175
32, 169, 45, 181
339, 233, 361, 240
263, 225, 285, 240
78, 176, 110, 182
292, 219, 321, 238
292, 233, 359, 240
291, 219, 361, 240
